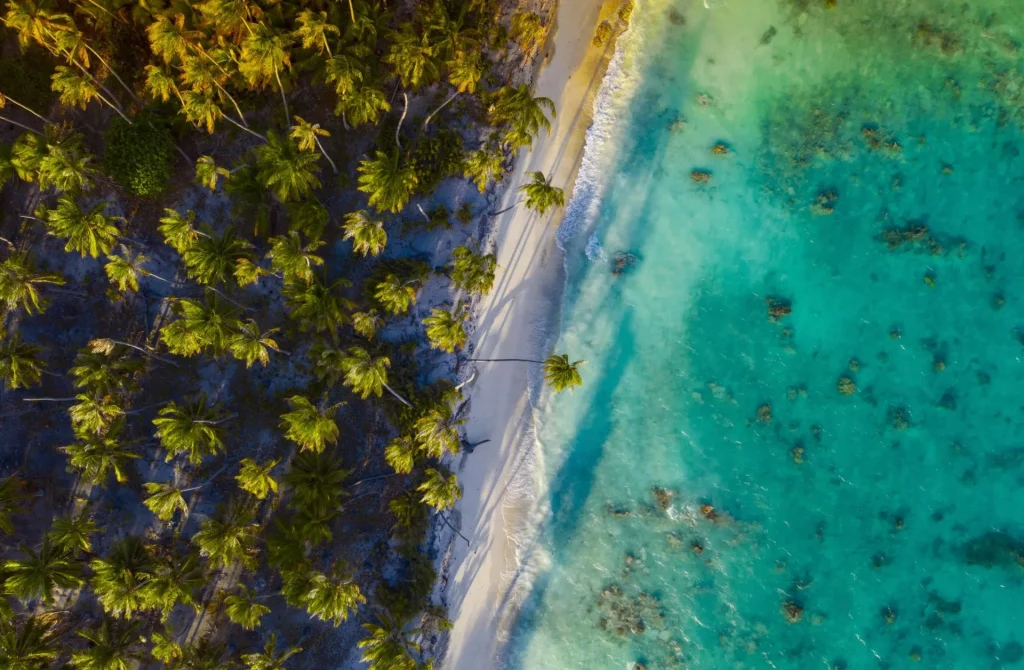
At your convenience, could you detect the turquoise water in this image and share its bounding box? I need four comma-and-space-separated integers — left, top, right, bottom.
508, 0, 1024, 668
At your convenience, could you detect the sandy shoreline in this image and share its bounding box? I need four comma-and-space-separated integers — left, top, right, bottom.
441, 1, 622, 667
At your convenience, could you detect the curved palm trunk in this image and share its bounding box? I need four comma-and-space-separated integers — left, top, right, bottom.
395, 92, 408, 152
221, 115, 267, 142
273, 65, 291, 127
468, 357, 544, 363
83, 44, 138, 103
21, 397, 77, 402
0, 114, 42, 136
382, 382, 412, 408
489, 199, 522, 217
314, 136, 338, 173
0, 93, 52, 124
423, 90, 459, 129
103, 339, 180, 367
347, 0, 356, 23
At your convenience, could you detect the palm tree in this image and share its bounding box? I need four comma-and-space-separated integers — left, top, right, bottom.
388, 493, 426, 541
283, 277, 352, 338
341, 347, 412, 406
0, 253, 64, 315
70, 348, 143, 398
195, 155, 230, 191
268, 231, 324, 283
69, 394, 124, 435
50, 66, 130, 123
104, 248, 145, 293
284, 450, 349, 518
467, 353, 586, 393
192, 499, 260, 570
384, 436, 416, 475
161, 297, 241, 356
158, 208, 202, 253
47, 513, 99, 554
241, 633, 302, 670
239, 24, 295, 124
463, 145, 504, 193
294, 9, 339, 55
62, 428, 140, 485
372, 273, 418, 315
488, 84, 555, 149
418, 468, 461, 511
342, 210, 387, 257
413, 401, 464, 459
71, 618, 144, 670
384, 23, 439, 91
0, 615, 59, 670
35, 195, 120, 258
450, 246, 496, 295
224, 585, 270, 631
37, 135, 98, 193
143, 551, 204, 617
335, 82, 391, 127
183, 229, 254, 286
142, 482, 189, 522
89, 536, 156, 618
4, 538, 84, 603
280, 396, 340, 453
286, 199, 330, 239
0, 336, 45, 390
357, 149, 417, 214
510, 11, 547, 57
228, 320, 281, 368
0, 142, 14, 188
236, 458, 279, 500
295, 563, 366, 626
153, 395, 229, 465
0, 475, 28, 535
88, 337, 179, 368
520, 171, 565, 215
423, 305, 468, 353
358, 612, 421, 670
255, 132, 321, 203
3, 0, 73, 48
290, 116, 337, 174
351, 310, 384, 340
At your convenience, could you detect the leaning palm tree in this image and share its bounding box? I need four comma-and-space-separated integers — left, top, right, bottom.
235, 458, 279, 500
35, 195, 121, 258
89, 536, 156, 618
0, 615, 59, 670
225, 585, 271, 631
283, 277, 352, 339
69, 395, 124, 435
467, 353, 586, 393
267, 231, 324, 283
372, 274, 418, 315
335, 83, 391, 127
0, 253, 65, 315
384, 436, 416, 475
280, 396, 340, 453
0, 475, 29, 535
239, 24, 295, 124
104, 248, 146, 293
71, 617, 144, 670
294, 9, 339, 55
449, 246, 496, 295
192, 499, 260, 570
141, 482, 189, 522
284, 451, 350, 519
228, 320, 281, 368
290, 116, 337, 173
157, 208, 202, 253
417, 468, 462, 511
161, 297, 241, 357
423, 305, 468, 353
383, 24, 440, 91
143, 551, 204, 618
241, 633, 302, 670
413, 401, 464, 459
62, 427, 140, 485
4, 538, 84, 603
351, 310, 384, 340
510, 11, 547, 57
488, 84, 555, 150
47, 513, 99, 555
357, 149, 417, 214
37, 134, 98, 193
0, 335, 45, 390
463, 145, 504, 193
255, 131, 321, 203
297, 563, 366, 626
358, 612, 421, 670
153, 395, 229, 465
520, 171, 565, 215
183, 229, 254, 286
342, 210, 387, 257
340, 347, 411, 406
194, 155, 230, 192
70, 348, 143, 398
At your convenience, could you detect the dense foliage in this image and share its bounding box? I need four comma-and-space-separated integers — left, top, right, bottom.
0, 0, 596, 666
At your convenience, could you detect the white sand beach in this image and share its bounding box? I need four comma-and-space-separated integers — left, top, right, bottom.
442, 1, 621, 667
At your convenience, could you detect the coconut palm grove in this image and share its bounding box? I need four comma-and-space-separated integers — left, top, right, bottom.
0, 0, 587, 667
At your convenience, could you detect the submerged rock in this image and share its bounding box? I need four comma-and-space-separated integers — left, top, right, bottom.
837, 375, 856, 395
811, 189, 838, 215
961, 531, 1024, 567
651, 486, 674, 511
767, 297, 792, 322
782, 600, 804, 623
690, 169, 712, 184
756, 403, 773, 424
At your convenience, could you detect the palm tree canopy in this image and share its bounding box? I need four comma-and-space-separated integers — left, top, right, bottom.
423, 305, 468, 353
161, 297, 242, 357
0, 615, 60, 670
520, 171, 565, 215
0, 253, 64, 315
89, 536, 157, 618
228, 320, 280, 368
342, 210, 387, 257
235, 458, 279, 499
241, 633, 302, 670
37, 195, 120, 258
283, 277, 352, 336
283, 450, 350, 517
142, 482, 188, 522
0, 475, 29, 535
383, 23, 440, 91
340, 347, 389, 399
255, 131, 321, 203
4, 538, 84, 603
192, 499, 260, 570
357, 149, 417, 214
47, 513, 100, 555
268, 231, 324, 282
62, 426, 140, 485
373, 273, 417, 315
225, 585, 271, 631
280, 396, 340, 452
158, 208, 201, 253
183, 229, 254, 286
449, 246, 496, 295
417, 468, 462, 511
0, 335, 45, 390
152, 394, 228, 465
71, 618, 144, 670
543, 354, 585, 392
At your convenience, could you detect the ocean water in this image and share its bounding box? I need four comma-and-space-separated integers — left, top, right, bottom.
507, 0, 1024, 668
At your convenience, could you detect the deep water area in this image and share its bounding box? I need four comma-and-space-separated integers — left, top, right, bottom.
509, 0, 1024, 667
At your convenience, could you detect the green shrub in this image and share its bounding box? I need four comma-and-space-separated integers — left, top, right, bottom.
0, 51, 55, 114
593, 21, 613, 47
103, 112, 174, 196
410, 130, 465, 195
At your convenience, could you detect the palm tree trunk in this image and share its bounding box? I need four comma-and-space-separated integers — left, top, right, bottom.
21, 397, 77, 402
395, 92, 408, 152
273, 65, 291, 126
423, 90, 459, 129
84, 44, 138, 103
0, 93, 52, 124
314, 136, 338, 173
103, 339, 180, 367
0, 115, 42, 136
382, 382, 413, 408
347, 0, 356, 23
221, 115, 267, 142
180, 465, 227, 492
489, 199, 522, 216
468, 357, 543, 363
213, 80, 251, 128
341, 110, 350, 131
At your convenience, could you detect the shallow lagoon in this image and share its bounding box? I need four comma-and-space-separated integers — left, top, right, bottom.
508, 0, 1024, 667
